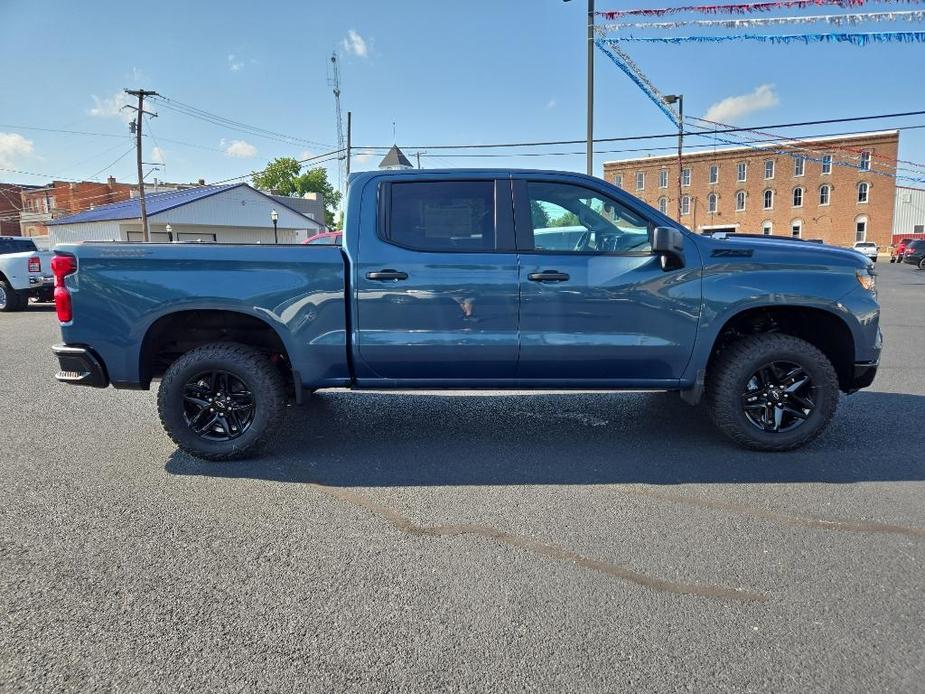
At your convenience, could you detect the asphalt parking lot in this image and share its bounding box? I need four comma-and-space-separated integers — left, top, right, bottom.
1, 261, 923, 693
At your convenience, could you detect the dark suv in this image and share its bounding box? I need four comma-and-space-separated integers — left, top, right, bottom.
903, 239, 925, 269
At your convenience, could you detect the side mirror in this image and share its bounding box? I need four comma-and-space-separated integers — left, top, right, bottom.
651, 226, 685, 269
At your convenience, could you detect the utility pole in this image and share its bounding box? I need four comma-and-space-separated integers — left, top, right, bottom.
346, 111, 352, 177
663, 94, 684, 222
416, 151, 422, 169
125, 89, 158, 242
586, 0, 594, 177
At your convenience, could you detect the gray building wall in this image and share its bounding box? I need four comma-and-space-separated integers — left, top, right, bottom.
893, 186, 925, 236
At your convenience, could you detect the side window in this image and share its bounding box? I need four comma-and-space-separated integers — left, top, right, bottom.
387, 181, 495, 251
525, 181, 651, 254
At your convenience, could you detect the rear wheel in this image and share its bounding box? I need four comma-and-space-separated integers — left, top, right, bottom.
707, 334, 839, 451
0, 279, 23, 312
157, 343, 287, 461
919, 258, 925, 271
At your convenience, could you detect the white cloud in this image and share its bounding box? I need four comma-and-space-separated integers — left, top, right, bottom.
546, 99, 557, 110
704, 84, 779, 124
89, 91, 133, 122
299, 150, 314, 161
354, 152, 373, 164
151, 146, 167, 164
228, 54, 244, 72
342, 30, 368, 57
0, 132, 34, 168
222, 139, 257, 158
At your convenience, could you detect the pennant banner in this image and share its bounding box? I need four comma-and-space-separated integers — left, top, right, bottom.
593, 40, 680, 125
598, 0, 922, 19
605, 30, 925, 44
598, 9, 925, 31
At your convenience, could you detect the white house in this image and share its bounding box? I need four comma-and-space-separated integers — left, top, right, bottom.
48, 183, 324, 245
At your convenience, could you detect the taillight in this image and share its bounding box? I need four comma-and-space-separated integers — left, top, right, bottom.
28, 255, 41, 273
51, 254, 77, 323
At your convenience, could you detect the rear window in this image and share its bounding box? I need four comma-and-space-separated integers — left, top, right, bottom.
387, 181, 495, 252
0, 238, 38, 254
908, 240, 925, 249
856, 242, 876, 248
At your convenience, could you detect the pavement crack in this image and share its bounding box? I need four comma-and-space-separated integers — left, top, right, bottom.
310, 483, 767, 603
612, 485, 925, 539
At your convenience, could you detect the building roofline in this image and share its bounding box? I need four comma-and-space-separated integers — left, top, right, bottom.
602, 129, 900, 167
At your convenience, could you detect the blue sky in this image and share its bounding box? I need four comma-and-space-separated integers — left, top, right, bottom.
1, 0, 924, 192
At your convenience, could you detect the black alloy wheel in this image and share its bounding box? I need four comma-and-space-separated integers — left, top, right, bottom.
183, 370, 256, 441
741, 361, 815, 434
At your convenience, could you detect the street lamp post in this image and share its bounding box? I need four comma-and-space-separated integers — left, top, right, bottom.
663, 94, 684, 222
270, 210, 279, 245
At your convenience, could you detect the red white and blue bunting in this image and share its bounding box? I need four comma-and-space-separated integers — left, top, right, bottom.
598, 9, 925, 32
601, 31, 925, 44
597, 0, 922, 19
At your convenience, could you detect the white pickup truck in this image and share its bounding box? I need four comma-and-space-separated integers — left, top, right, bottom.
0, 236, 55, 311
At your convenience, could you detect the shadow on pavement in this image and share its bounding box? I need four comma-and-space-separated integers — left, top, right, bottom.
165, 390, 925, 486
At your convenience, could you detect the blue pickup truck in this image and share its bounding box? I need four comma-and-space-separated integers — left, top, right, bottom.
51, 169, 881, 459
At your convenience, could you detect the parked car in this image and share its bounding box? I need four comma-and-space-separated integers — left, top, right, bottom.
903, 239, 925, 269
50, 169, 881, 459
0, 236, 54, 311
890, 238, 912, 263
302, 231, 342, 246
852, 241, 879, 262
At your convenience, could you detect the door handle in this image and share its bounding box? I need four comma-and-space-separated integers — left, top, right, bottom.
528, 270, 570, 282
366, 269, 408, 281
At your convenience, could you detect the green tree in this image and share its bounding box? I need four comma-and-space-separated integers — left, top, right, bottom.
252, 157, 343, 227
530, 201, 549, 229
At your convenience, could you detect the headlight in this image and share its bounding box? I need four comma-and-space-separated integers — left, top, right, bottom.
856, 268, 876, 292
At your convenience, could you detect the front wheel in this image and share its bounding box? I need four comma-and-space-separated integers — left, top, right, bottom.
707, 334, 839, 451
157, 343, 287, 461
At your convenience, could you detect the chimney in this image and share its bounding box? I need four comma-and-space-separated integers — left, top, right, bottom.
107, 176, 116, 187
198, 178, 206, 186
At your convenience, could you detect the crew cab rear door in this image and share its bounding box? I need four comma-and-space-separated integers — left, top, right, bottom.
512, 176, 701, 386
353, 176, 520, 383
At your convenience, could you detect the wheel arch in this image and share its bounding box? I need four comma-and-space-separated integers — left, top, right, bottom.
705, 304, 857, 392
138, 308, 296, 390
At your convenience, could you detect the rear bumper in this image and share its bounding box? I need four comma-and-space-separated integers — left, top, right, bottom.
52, 344, 109, 388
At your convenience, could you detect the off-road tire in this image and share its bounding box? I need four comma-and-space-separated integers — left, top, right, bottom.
707, 334, 839, 451
158, 342, 287, 461
0, 279, 23, 312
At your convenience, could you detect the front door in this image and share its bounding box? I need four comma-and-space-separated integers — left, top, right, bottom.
513, 177, 701, 386
354, 177, 520, 383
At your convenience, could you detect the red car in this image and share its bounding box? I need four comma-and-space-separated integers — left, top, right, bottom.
891, 238, 913, 262
302, 231, 342, 246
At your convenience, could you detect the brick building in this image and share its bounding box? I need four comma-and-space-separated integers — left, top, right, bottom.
19, 177, 136, 237
602, 130, 899, 249
0, 183, 39, 236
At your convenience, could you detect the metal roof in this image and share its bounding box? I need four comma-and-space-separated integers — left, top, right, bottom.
47, 183, 244, 225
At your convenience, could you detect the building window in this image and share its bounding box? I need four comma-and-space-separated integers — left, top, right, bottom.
855, 215, 868, 242
613, 174, 623, 188
762, 221, 773, 236
793, 187, 804, 207
635, 171, 645, 191
764, 159, 774, 179
794, 156, 805, 177
819, 184, 830, 206
681, 168, 691, 187
860, 150, 871, 171
763, 189, 773, 210
858, 181, 869, 203
707, 193, 717, 213
709, 164, 718, 184
736, 162, 747, 182
791, 219, 803, 238
658, 196, 668, 214
735, 190, 746, 211
681, 195, 691, 216
658, 169, 668, 189
821, 154, 832, 175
